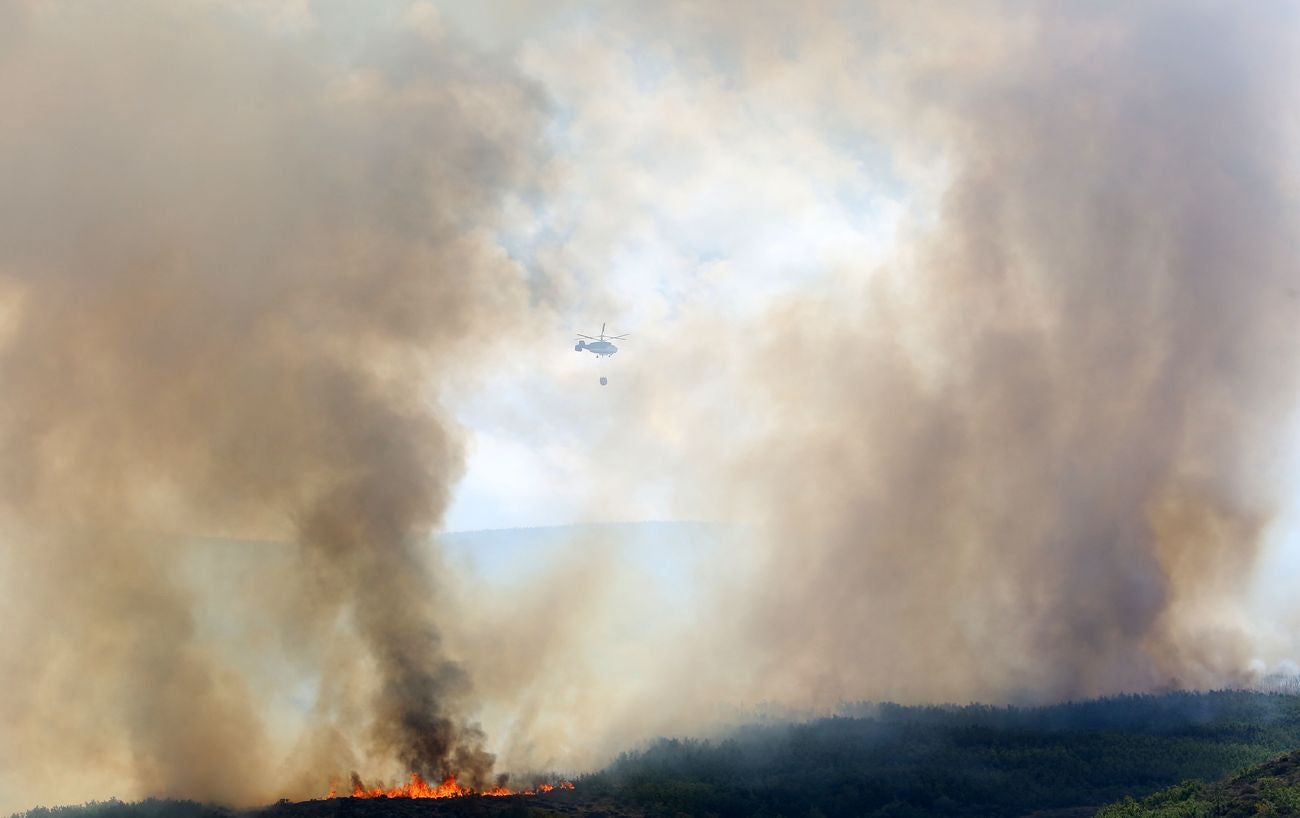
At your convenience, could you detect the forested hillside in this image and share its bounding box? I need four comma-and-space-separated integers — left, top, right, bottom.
578, 691, 1300, 817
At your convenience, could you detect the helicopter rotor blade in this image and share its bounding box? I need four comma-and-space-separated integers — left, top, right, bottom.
609, 334, 629, 340
575, 334, 599, 340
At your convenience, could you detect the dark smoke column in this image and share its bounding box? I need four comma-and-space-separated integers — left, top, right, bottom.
0, 2, 542, 806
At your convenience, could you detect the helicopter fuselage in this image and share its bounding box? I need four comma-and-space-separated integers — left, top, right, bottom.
576, 339, 617, 356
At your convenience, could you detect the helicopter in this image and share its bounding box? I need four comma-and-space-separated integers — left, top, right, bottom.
575, 323, 627, 385
574, 323, 627, 357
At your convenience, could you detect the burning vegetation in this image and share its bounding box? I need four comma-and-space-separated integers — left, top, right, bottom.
327, 774, 574, 801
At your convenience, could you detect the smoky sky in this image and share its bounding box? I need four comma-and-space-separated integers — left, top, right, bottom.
429, 0, 1300, 755
371, 0, 1300, 778
3, 0, 1300, 812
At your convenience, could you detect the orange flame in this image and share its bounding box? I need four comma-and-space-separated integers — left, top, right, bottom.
327, 772, 573, 800
348, 773, 472, 799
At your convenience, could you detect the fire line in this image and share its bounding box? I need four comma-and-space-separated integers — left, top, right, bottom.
326, 773, 574, 800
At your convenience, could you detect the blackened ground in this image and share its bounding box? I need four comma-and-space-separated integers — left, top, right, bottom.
256, 790, 637, 818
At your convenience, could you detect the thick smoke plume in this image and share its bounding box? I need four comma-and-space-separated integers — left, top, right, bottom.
720, 2, 1300, 705
0, 1, 540, 811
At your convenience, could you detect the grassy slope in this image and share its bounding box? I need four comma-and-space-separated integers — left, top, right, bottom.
1095, 750, 1300, 818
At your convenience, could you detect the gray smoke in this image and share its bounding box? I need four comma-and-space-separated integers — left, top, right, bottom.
720, 1, 1300, 704
383, 0, 1300, 774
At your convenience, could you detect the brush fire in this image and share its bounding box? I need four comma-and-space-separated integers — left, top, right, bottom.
327, 773, 574, 800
